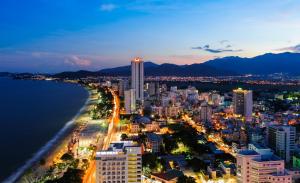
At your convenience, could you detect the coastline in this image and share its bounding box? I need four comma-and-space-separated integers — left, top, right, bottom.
3, 84, 92, 183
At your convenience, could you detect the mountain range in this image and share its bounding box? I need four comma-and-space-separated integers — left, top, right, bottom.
54, 52, 300, 78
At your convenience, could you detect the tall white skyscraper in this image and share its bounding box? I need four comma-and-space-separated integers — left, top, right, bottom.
131, 57, 144, 102
125, 89, 136, 114
267, 125, 296, 163
233, 88, 253, 122
96, 141, 142, 183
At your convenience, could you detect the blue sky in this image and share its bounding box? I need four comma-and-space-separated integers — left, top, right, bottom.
1, 0, 300, 72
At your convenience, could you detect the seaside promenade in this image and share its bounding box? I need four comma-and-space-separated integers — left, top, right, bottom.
83, 88, 120, 183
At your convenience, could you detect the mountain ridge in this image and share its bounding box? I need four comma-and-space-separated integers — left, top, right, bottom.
52, 52, 300, 78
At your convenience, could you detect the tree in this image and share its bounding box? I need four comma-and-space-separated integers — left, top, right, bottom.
121, 133, 128, 141
162, 134, 178, 153
177, 175, 196, 183
187, 157, 207, 172
46, 168, 84, 183
70, 159, 80, 169
142, 165, 151, 177
60, 153, 74, 161
142, 153, 166, 173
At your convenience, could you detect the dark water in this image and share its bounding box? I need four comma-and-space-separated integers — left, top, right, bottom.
0, 77, 88, 181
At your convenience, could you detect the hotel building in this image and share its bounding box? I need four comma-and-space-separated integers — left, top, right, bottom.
96, 141, 142, 183
237, 147, 292, 183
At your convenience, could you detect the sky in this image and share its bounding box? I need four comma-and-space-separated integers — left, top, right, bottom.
1, 0, 300, 73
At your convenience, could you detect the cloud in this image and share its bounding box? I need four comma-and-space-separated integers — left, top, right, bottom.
31, 51, 51, 58
220, 40, 229, 44
30, 52, 91, 67
100, 3, 117, 11
203, 45, 209, 49
192, 44, 243, 53
64, 55, 91, 67
276, 44, 300, 53
0, 50, 127, 72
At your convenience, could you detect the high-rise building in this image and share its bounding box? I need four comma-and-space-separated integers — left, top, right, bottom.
209, 92, 221, 106
118, 79, 129, 97
96, 141, 142, 183
170, 86, 177, 92
267, 125, 296, 163
237, 148, 292, 183
200, 102, 212, 123
125, 89, 136, 114
147, 82, 158, 96
161, 84, 167, 93
131, 57, 144, 101
233, 88, 253, 121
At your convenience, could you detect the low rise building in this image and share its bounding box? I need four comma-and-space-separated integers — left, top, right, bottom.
146, 133, 163, 153
129, 122, 140, 133
151, 170, 183, 183
237, 149, 292, 183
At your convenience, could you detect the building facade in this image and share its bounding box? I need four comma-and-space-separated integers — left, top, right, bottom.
96, 141, 142, 183
267, 125, 296, 163
145, 133, 163, 153
233, 88, 253, 121
131, 57, 144, 102
200, 102, 212, 123
237, 150, 292, 183
118, 79, 129, 97
125, 89, 136, 114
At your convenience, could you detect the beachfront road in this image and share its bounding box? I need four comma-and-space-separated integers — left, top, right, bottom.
83, 88, 120, 183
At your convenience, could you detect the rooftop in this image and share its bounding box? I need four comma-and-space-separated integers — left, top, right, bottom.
249, 143, 270, 150
221, 161, 236, 169
146, 133, 162, 142
132, 57, 143, 63
238, 150, 259, 156
254, 154, 282, 162
233, 88, 252, 93
134, 116, 151, 124
152, 170, 183, 181
96, 141, 139, 157
109, 141, 135, 149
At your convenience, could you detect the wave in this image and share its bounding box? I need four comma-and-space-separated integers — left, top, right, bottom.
3, 92, 90, 183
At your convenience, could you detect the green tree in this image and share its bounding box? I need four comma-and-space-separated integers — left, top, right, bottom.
177, 175, 196, 183
121, 133, 128, 141
142, 153, 166, 173
46, 168, 84, 183
60, 153, 74, 161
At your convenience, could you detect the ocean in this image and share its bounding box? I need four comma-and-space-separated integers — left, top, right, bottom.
0, 77, 89, 182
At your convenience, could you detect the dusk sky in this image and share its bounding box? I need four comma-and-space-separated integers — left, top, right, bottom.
1, 0, 300, 73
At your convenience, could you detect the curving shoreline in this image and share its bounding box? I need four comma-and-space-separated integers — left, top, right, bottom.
3, 85, 92, 183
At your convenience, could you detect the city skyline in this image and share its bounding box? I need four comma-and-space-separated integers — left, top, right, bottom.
1, 0, 300, 72
2, 1, 300, 182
